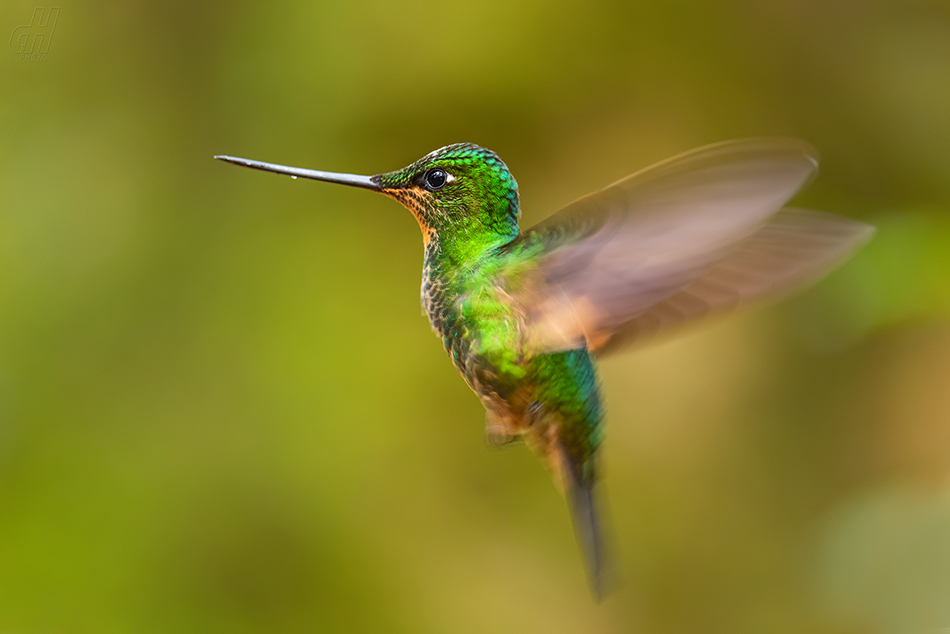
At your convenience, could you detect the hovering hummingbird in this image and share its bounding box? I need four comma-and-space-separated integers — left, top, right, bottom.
215, 139, 873, 599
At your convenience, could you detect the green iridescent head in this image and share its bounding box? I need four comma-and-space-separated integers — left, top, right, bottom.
215, 144, 521, 252
373, 143, 521, 247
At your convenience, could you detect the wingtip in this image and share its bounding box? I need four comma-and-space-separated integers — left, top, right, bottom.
856, 220, 878, 242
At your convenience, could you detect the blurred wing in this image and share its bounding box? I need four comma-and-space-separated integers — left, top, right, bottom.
508, 138, 871, 354
590, 208, 874, 354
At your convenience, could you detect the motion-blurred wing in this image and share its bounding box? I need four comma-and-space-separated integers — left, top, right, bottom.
589, 208, 874, 354
507, 138, 872, 354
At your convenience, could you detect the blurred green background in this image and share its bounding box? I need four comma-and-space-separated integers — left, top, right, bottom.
2, 0, 950, 632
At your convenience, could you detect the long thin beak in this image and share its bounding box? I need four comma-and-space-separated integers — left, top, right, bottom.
214, 155, 380, 190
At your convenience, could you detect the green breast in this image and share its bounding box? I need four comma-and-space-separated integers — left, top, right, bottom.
422, 245, 531, 398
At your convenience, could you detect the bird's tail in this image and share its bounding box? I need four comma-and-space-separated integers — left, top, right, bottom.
559, 444, 616, 601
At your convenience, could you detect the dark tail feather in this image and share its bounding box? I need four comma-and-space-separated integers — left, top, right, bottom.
561, 450, 616, 601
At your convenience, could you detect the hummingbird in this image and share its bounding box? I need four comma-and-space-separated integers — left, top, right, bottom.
215, 139, 873, 599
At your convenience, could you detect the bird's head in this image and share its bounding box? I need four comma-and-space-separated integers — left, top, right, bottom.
216, 143, 521, 255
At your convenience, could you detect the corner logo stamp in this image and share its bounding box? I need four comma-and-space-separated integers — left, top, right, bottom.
10, 7, 59, 61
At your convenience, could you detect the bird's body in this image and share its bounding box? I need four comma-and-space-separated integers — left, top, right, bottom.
419, 215, 604, 480
215, 139, 874, 600
421, 230, 607, 579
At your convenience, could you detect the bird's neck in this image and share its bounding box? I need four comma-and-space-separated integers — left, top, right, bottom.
420, 227, 516, 348
427, 203, 519, 265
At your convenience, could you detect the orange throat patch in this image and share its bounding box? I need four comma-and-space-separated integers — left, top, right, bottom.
383, 186, 436, 246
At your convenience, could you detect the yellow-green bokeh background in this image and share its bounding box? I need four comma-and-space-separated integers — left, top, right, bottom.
3, 1, 950, 632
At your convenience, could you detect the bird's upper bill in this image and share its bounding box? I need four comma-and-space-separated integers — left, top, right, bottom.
213, 155, 382, 190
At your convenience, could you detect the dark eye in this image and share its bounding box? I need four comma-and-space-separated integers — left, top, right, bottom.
424, 168, 447, 190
